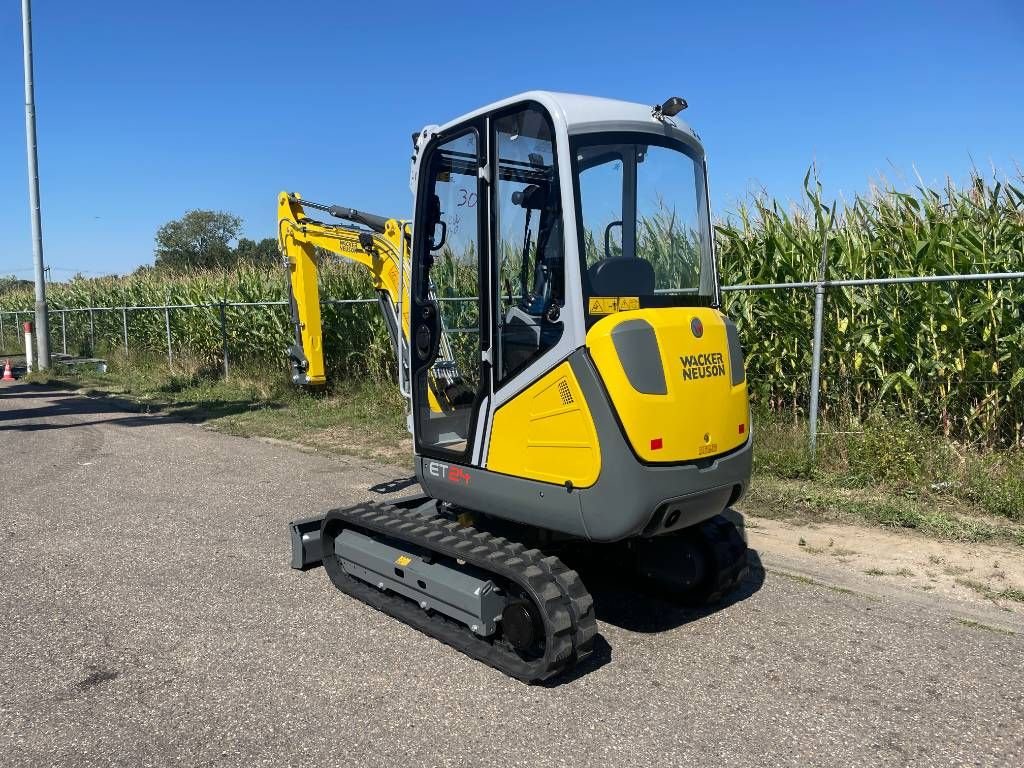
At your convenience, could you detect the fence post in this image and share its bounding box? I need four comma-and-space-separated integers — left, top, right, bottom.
165, 307, 173, 369
88, 307, 95, 352
121, 306, 129, 356
808, 286, 826, 458
61, 310, 67, 355
0, 313, 4, 351
218, 301, 229, 378
807, 207, 835, 459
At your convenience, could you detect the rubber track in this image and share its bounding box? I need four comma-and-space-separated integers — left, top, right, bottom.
320, 500, 597, 683
696, 515, 749, 604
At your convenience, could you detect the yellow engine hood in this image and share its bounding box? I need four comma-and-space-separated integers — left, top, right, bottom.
586, 307, 749, 463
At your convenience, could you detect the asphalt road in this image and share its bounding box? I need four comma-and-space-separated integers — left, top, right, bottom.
2, 382, 1022, 767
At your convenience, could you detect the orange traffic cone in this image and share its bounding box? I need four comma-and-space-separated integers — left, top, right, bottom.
2, 359, 14, 381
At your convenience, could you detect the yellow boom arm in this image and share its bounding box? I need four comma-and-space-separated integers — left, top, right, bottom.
277, 192, 410, 386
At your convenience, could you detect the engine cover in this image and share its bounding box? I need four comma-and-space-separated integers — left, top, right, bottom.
586, 307, 749, 464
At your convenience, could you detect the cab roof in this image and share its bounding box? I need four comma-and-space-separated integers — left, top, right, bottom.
435, 90, 702, 149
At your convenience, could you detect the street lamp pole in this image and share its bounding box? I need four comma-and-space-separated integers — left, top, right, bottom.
22, 0, 50, 369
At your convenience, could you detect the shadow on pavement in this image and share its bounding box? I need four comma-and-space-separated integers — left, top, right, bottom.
542, 547, 764, 685
558, 509, 765, 635
582, 549, 765, 634
0, 388, 80, 399
544, 551, 765, 684
0, 382, 278, 431
545, 512, 765, 684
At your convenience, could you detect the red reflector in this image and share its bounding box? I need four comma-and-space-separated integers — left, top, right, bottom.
650, 438, 663, 450
738, 424, 746, 434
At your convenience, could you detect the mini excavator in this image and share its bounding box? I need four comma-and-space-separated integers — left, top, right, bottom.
282, 92, 752, 682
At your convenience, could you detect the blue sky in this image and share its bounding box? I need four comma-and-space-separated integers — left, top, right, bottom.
1, 1, 1021, 278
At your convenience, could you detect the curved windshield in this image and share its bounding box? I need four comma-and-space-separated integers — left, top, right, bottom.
571, 134, 716, 318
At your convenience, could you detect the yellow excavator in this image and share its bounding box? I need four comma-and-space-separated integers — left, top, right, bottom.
283, 92, 752, 682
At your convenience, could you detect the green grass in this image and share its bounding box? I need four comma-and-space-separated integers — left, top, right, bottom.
743, 408, 1024, 545
862, 567, 915, 577
953, 618, 1016, 635
37, 353, 408, 462
745, 475, 1022, 545
955, 577, 1024, 604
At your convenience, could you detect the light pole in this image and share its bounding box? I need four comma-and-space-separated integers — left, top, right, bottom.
22, 0, 50, 370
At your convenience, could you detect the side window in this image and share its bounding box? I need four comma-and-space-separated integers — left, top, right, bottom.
577, 150, 624, 267
492, 106, 564, 385
414, 130, 482, 457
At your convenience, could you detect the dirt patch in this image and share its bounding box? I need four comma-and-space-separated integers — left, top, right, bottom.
744, 514, 1024, 614
309, 425, 412, 462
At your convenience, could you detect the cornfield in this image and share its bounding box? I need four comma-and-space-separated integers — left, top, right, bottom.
717, 171, 1024, 447
0, 263, 395, 382
1, 171, 1021, 446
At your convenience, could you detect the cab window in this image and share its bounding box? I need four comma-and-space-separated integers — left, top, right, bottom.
492, 105, 564, 385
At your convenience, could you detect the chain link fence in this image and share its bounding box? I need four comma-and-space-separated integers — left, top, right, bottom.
721, 270, 1024, 451
3, 268, 1022, 449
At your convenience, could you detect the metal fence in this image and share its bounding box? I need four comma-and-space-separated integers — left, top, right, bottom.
3, 269, 1022, 452
0, 298, 381, 379
720, 270, 1024, 453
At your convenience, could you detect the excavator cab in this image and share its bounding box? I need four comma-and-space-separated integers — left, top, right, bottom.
406, 92, 750, 543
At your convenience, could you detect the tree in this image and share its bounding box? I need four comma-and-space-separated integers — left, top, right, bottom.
234, 237, 280, 267
154, 210, 242, 271
0, 275, 32, 296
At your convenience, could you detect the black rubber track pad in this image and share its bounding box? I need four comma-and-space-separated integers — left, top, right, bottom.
319, 500, 597, 683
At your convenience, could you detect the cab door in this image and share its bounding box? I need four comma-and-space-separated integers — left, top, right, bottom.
472, 102, 574, 468
410, 122, 490, 464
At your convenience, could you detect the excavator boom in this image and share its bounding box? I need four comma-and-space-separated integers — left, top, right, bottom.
278, 192, 467, 417
277, 192, 411, 388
